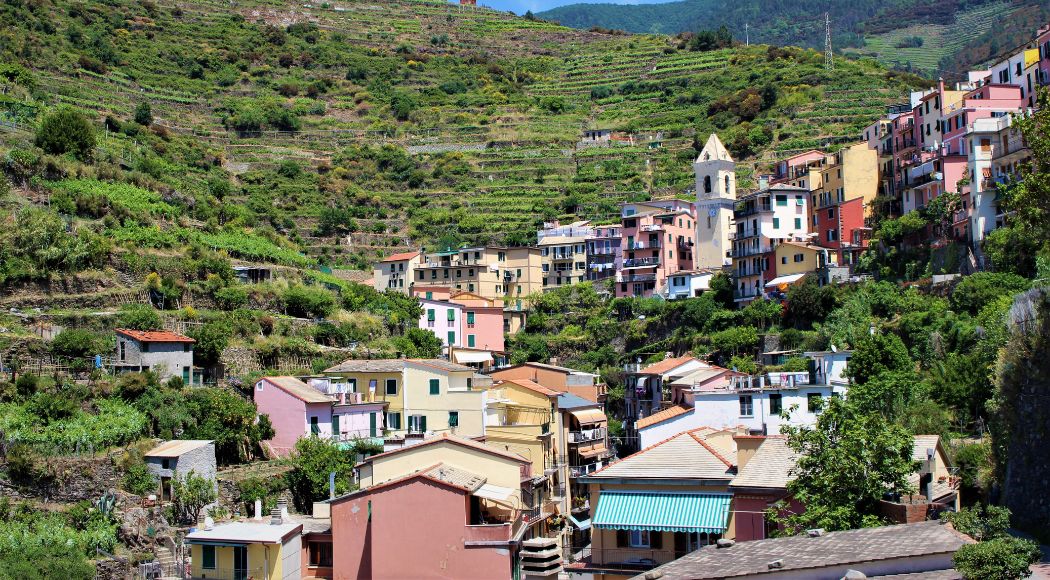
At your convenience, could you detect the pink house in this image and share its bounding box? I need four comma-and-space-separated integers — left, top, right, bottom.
254, 376, 335, 456
617, 200, 697, 298
330, 465, 520, 580
450, 292, 505, 352
771, 150, 826, 185
940, 84, 1023, 156
419, 298, 463, 348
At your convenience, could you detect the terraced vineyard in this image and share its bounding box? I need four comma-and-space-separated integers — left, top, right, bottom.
0, 0, 927, 277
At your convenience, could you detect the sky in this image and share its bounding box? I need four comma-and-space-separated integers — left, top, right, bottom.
461, 0, 676, 16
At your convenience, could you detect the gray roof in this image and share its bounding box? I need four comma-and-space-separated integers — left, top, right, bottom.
635, 521, 971, 580
871, 571, 961, 579
145, 439, 213, 458
585, 429, 734, 482
557, 392, 600, 410
261, 376, 333, 404
730, 438, 799, 490
512, 361, 598, 376
912, 435, 943, 462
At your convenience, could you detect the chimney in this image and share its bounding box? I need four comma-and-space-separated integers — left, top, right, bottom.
270, 508, 282, 526
277, 498, 289, 520
734, 435, 765, 472
254, 499, 262, 520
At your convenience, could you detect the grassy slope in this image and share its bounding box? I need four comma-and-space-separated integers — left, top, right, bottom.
0, 0, 923, 276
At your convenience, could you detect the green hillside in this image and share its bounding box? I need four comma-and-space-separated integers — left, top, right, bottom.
537, 0, 1047, 77
0, 0, 925, 291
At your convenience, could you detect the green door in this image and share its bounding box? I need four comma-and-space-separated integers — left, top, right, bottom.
369, 413, 377, 437
182, 366, 190, 385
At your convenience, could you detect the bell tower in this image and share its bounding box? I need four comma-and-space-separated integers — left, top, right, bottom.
694, 134, 737, 269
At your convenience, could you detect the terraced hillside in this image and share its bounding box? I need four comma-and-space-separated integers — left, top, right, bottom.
0, 0, 926, 281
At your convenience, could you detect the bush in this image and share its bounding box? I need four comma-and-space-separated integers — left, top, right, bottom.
286, 437, 356, 513
214, 286, 249, 310
283, 285, 336, 319
953, 537, 1041, 580
35, 107, 95, 160
117, 304, 162, 331
121, 462, 157, 496
134, 102, 153, 126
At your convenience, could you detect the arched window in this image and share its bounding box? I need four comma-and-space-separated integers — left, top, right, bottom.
703, 175, 712, 193
725, 174, 731, 193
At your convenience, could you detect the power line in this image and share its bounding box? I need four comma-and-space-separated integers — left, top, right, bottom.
824, 12, 834, 71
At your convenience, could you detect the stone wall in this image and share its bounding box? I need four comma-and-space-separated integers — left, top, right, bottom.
0, 452, 122, 502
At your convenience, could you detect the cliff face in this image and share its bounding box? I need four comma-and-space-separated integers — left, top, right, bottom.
997, 288, 1050, 536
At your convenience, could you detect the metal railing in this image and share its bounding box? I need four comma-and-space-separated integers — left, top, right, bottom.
618, 273, 656, 283
622, 257, 660, 268
190, 566, 267, 580
568, 427, 606, 443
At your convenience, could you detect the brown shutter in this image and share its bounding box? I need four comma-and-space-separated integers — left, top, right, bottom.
616, 530, 628, 547
650, 531, 663, 550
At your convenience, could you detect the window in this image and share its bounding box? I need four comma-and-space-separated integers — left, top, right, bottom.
725, 175, 730, 193
141, 342, 150, 353
119, 341, 126, 361
497, 252, 506, 261
309, 542, 333, 567
781, 256, 787, 265
467, 312, 475, 326
183, 343, 191, 352
772, 218, 780, 228
467, 377, 473, 391
385, 379, 397, 395
467, 334, 476, 347
794, 218, 801, 229
776, 194, 787, 206
703, 175, 712, 193
161, 458, 170, 470
408, 414, 427, 434
739, 395, 754, 417
769, 394, 783, 415
447, 331, 455, 344
202, 545, 216, 570
630, 530, 651, 548
310, 416, 320, 434
386, 412, 401, 430
448, 411, 459, 428
332, 414, 340, 436
807, 393, 823, 413
425, 292, 433, 300
348, 378, 357, 392
427, 309, 435, 322
429, 378, 440, 395
827, 208, 835, 219
794, 253, 804, 263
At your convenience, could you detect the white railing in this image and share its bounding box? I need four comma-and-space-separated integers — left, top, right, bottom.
568, 427, 606, 443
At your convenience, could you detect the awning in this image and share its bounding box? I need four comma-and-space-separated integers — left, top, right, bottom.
763, 273, 806, 288
578, 447, 609, 458
568, 513, 591, 530
568, 408, 606, 425
474, 483, 515, 501
453, 351, 494, 364
592, 491, 731, 533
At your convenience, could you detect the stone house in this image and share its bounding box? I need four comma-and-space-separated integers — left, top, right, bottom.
114, 329, 196, 385
144, 440, 217, 502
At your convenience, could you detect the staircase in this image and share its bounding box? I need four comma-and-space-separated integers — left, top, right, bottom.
155, 546, 183, 580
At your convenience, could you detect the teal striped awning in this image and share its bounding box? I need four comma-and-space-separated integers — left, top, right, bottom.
592, 491, 731, 533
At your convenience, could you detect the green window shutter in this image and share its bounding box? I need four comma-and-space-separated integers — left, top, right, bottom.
794, 218, 801, 229
448, 331, 455, 344
202, 546, 216, 569
427, 309, 435, 321
448, 411, 459, 427
467, 312, 475, 324
776, 194, 787, 206
369, 413, 377, 437
447, 309, 455, 321
772, 217, 780, 228
332, 414, 340, 436
420, 415, 427, 432
468, 335, 475, 347
429, 379, 439, 395
425, 292, 432, 299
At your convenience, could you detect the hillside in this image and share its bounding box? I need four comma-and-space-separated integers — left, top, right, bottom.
0, 0, 925, 294
536, 0, 1048, 77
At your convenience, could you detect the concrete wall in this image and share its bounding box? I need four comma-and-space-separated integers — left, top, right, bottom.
331, 478, 513, 580
332, 404, 386, 440
115, 337, 194, 383
373, 256, 420, 294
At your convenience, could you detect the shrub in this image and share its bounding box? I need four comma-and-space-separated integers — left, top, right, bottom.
283, 285, 336, 319
171, 470, 217, 525
214, 286, 249, 310
121, 462, 157, 496
952, 537, 1041, 580
35, 107, 95, 160
134, 102, 153, 126
286, 437, 355, 513
117, 304, 162, 330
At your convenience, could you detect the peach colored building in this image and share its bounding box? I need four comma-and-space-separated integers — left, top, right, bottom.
450, 292, 505, 352
489, 361, 605, 403
617, 200, 697, 298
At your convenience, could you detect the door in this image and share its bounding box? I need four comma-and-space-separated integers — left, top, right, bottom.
233, 545, 248, 580
181, 366, 190, 385
160, 477, 171, 502
369, 412, 377, 438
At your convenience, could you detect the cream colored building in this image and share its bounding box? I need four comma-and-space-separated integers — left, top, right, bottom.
693, 134, 737, 269
813, 143, 879, 219
413, 246, 542, 333
372, 250, 421, 294
538, 220, 593, 291
322, 358, 490, 439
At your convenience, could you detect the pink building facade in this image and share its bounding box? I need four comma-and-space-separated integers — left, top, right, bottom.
254, 376, 335, 457
333, 400, 387, 441
617, 200, 697, 298
330, 473, 518, 580
418, 294, 505, 352
419, 298, 463, 348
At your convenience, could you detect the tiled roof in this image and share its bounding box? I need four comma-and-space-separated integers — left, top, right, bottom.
407, 359, 476, 373
424, 463, 486, 492
635, 405, 691, 430
493, 361, 597, 376
637, 356, 701, 376
730, 437, 799, 490
322, 358, 474, 374
669, 367, 728, 387
380, 251, 419, 262
145, 439, 213, 458
499, 378, 560, 397
115, 329, 195, 343
586, 428, 735, 481
260, 376, 334, 404
357, 433, 529, 466
912, 435, 943, 462
635, 521, 973, 580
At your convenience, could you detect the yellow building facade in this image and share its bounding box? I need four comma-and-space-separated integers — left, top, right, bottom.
186, 521, 302, 580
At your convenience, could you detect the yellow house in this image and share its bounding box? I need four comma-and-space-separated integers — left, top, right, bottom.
185, 520, 302, 580
578, 427, 742, 578
772, 241, 827, 277
813, 142, 879, 220
484, 378, 560, 477
322, 358, 490, 439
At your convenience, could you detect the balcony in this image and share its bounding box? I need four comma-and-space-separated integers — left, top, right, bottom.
551, 252, 576, 262
622, 257, 660, 269
730, 372, 812, 390
464, 521, 514, 544
618, 273, 657, 283
569, 427, 606, 444
191, 567, 267, 580
570, 462, 603, 478
640, 224, 663, 232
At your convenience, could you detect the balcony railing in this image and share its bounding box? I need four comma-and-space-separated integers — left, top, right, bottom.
622, 257, 660, 268
626, 240, 661, 250
729, 372, 812, 390
464, 522, 514, 543
640, 224, 663, 232
569, 427, 606, 443
570, 462, 603, 478
618, 273, 656, 283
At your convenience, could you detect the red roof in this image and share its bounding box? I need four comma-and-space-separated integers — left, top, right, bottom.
638, 356, 699, 376
115, 329, 195, 343
357, 433, 529, 466
381, 251, 420, 263
498, 378, 560, 398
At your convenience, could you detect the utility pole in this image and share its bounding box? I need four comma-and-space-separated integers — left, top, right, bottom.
745, 23, 749, 46
824, 12, 834, 71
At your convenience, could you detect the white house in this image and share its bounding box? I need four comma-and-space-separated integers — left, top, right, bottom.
418, 298, 464, 347
114, 329, 197, 385
661, 269, 715, 300
805, 349, 852, 386
636, 372, 847, 448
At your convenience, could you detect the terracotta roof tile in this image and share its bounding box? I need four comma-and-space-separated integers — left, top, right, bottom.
637, 356, 701, 376
498, 378, 560, 397
635, 405, 691, 430
115, 329, 195, 343
380, 251, 420, 262
586, 427, 735, 481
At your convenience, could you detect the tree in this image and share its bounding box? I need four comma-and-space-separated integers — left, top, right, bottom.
171, 469, 217, 525
784, 278, 837, 329
285, 437, 356, 513
283, 285, 336, 319
117, 304, 162, 330
710, 326, 758, 357
134, 101, 153, 126
949, 273, 1030, 316
121, 462, 157, 496
846, 369, 928, 422
843, 332, 911, 384
741, 298, 782, 329
943, 504, 1010, 541
188, 321, 230, 367
768, 397, 918, 534
397, 327, 444, 358
35, 107, 95, 160
953, 537, 1041, 580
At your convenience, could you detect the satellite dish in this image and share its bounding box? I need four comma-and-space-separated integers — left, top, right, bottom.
830, 345, 837, 352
